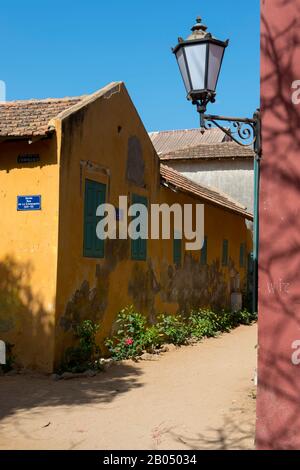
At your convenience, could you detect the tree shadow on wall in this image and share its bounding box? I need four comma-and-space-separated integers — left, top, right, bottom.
0, 255, 143, 422
257, 1, 300, 449
0, 255, 53, 370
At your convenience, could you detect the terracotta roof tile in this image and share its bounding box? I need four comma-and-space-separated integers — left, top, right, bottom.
160, 142, 255, 161
160, 164, 253, 221
0, 96, 84, 137
149, 128, 228, 154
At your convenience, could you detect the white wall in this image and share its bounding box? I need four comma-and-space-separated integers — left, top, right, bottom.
167, 159, 254, 213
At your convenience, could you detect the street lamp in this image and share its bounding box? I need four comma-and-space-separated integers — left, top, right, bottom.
173, 17, 261, 314
173, 17, 228, 114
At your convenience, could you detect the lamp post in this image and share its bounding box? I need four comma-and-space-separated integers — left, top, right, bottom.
173, 17, 261, 313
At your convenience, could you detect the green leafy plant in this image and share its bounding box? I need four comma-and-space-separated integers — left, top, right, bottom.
105, 306, 148, 360
62, 319, 101, 373
189, 310, 219, 338
156, 314, 189, 345
143, 325, 163, 352
188, 308, 256, 339
104, 305, 256, 362
233, 308, 257, 325
214, 310, 235, 332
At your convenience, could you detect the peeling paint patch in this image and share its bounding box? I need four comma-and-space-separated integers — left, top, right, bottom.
60, 239, 130, 331
60, 279, 106, 331
161, 255, 229, 313
128, 260, 161, 322
128, 254, 231, 317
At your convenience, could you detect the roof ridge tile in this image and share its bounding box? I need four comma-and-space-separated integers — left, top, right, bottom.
160, 164, 253, 220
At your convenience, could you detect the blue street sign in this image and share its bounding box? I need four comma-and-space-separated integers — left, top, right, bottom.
17, 195, 41, 211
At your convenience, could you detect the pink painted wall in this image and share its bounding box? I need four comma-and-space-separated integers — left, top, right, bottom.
256, 0, 300, 449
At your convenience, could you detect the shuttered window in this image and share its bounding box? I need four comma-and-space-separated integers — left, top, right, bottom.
83, 179, 106, 258
173, 237, 182, 266
131, 194, 147, 261
240, 242, 246, 268
200, 236, 208, 266
222, 239, 229, 266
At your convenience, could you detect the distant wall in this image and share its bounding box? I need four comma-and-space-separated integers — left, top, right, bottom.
166, 159, 254, 213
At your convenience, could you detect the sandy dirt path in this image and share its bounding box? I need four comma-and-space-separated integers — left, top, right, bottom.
0, 324, 257, 450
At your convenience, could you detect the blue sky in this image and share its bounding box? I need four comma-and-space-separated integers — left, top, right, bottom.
1, 0, 259, 131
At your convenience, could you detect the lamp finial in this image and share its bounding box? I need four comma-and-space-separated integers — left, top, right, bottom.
189, 16, 209, 39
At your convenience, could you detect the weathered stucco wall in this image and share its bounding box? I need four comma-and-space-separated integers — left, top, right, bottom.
256, 0, 300, 450
54, 83, 160, 365
166, 159, 254, 213
53, 83, 252, 367
158, 187, 250, 312
0, 137, 60, 372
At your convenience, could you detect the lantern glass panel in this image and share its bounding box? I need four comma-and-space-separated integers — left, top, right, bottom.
184, 43, 207, 91
207, 43, 225, 92
176, 48, 191, 94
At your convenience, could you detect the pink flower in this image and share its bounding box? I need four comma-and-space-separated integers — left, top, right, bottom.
125, 338, 133, 346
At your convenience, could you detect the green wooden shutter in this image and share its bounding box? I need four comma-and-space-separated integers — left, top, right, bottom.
240, 242, 246, 268
200, 236, 208, 266
173, 237, 182, 266
131, 194, 147, 261
222, 239, 229, 266
83, 179, 106, 258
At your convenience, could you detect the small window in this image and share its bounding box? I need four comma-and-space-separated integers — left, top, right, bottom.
131, 194, 148, 261
200, 236, 208, 266
83, 179, 106, 258
240, 242, 246, 268
222, 239, 229, 266
173, 237, 182, 266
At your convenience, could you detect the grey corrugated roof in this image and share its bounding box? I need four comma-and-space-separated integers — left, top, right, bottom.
149, 128, 228, 154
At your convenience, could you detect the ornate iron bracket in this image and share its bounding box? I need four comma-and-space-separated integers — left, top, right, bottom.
194, 102, 261, 158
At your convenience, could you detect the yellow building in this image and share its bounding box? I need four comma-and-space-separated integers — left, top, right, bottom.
0, 82, 252, 372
